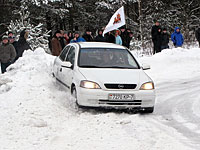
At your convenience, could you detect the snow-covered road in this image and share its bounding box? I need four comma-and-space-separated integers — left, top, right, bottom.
155, 78, 200, 149
0, 48, 200, 150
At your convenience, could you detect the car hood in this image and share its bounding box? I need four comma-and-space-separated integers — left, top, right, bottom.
78, 68, 143, 84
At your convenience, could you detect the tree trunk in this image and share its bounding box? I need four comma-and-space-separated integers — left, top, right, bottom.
138, 0, 144, 48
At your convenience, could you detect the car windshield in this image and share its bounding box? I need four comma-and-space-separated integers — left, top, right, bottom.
78, 48, 140, 69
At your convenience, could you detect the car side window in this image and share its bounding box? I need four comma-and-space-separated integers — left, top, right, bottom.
65, 46, 75, 65
59, 46, 70, 61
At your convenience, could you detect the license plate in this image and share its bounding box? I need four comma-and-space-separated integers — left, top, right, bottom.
108, 94, 135, 100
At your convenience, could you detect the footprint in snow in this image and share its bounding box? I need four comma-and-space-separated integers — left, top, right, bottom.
0, 78, 13, 94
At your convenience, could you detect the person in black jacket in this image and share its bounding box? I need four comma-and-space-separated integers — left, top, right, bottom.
60, 30, 67, 49
104, 32, 115, 44
161, 28, 169, 50
151, 21, 161, 54
154, 27, 162, 53
15, 29, 31, 61
195, 28, 200, 47
8, 35, 18, 62
126, 29, 133, 49
120, 26, 129, 47
82, 29, 93, 42
95, 29, 106, 42
8, 35, 18, 50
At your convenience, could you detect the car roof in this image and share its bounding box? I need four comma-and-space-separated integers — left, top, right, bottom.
76, 42, 126, 49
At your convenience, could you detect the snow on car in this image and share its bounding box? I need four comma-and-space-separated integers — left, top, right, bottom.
53, 42, 156, 112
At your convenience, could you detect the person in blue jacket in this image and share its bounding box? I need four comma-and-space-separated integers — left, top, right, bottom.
70, 31, 86, 43
171, 27, 184, 47
115, 30, 122, 45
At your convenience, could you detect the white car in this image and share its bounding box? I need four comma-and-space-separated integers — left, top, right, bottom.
53, 42, 156, 113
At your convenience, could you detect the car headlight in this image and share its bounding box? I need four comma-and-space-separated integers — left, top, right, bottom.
140, 82, 154, 90
80, 81, 101, 89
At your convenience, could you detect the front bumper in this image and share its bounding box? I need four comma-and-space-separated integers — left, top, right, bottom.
77, 87, 156, 109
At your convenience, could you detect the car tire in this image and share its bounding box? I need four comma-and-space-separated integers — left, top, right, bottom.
72, 86, 81, 107
141, 107, 154, 113
72, 86, 77, 101
52, 72, 55, 77
71, 86, 86, 110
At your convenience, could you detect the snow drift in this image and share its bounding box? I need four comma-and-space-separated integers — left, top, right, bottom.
0, 47, 200, 150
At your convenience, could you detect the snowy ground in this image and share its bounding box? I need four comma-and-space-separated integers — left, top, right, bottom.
0, 47, 200, 150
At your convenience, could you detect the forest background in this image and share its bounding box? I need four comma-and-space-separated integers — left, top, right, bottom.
0, 0, 200, 53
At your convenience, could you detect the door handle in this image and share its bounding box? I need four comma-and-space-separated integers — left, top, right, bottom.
60, 68, 62, 72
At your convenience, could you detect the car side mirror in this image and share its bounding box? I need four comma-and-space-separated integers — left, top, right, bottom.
61, 61, 72, 69
142, 64, 151, 70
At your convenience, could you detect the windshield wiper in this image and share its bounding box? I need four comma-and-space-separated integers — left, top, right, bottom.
104, 66, 137, 69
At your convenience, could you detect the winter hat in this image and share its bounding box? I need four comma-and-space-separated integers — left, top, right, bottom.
98, 29, 103, 32
54, 30, 61, 35
174, 27, 180, 33
53, 30, 61, 38
126, 28, 131, 32
74, 31, 80, 35
129, 32, 133, 35
63, 31, 68, 34
163, 28, 167, 31
8, 36, 15, 39
8, 31, 13, 35
115, 30, 121, 35
119, 25, 126, 30
2, 35, 8, 40
20, 29, 26, 37
98, 29, 103, 35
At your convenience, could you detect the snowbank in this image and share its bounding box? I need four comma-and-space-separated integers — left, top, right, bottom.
0, 47, 200, 150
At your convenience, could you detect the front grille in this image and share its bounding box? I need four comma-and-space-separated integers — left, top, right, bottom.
99, 99, 142, 106
104, 84, 137, 89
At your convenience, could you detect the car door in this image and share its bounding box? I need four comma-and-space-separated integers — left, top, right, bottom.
60, 46, 76, 88
56, 45, 71, 80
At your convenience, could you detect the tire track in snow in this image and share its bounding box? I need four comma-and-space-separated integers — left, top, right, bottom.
154, 78, 200, 149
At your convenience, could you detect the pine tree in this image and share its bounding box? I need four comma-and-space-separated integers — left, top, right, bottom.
8, 0, 51, 53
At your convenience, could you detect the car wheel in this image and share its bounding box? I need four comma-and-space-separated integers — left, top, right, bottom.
72, 86, 79, 106
141, 107, 154, 114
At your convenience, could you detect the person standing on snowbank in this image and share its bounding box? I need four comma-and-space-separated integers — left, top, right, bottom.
151, 21, 161, 54
171, 27, 184, 47
15, 29, 31, 61
51, 30, 62, 56
195, 27, 200, 47
0, 35, 16, 73
161, 28, 169, 50
155, 27, 162, 53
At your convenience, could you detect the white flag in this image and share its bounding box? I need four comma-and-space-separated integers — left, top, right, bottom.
103, 6, 126, 36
